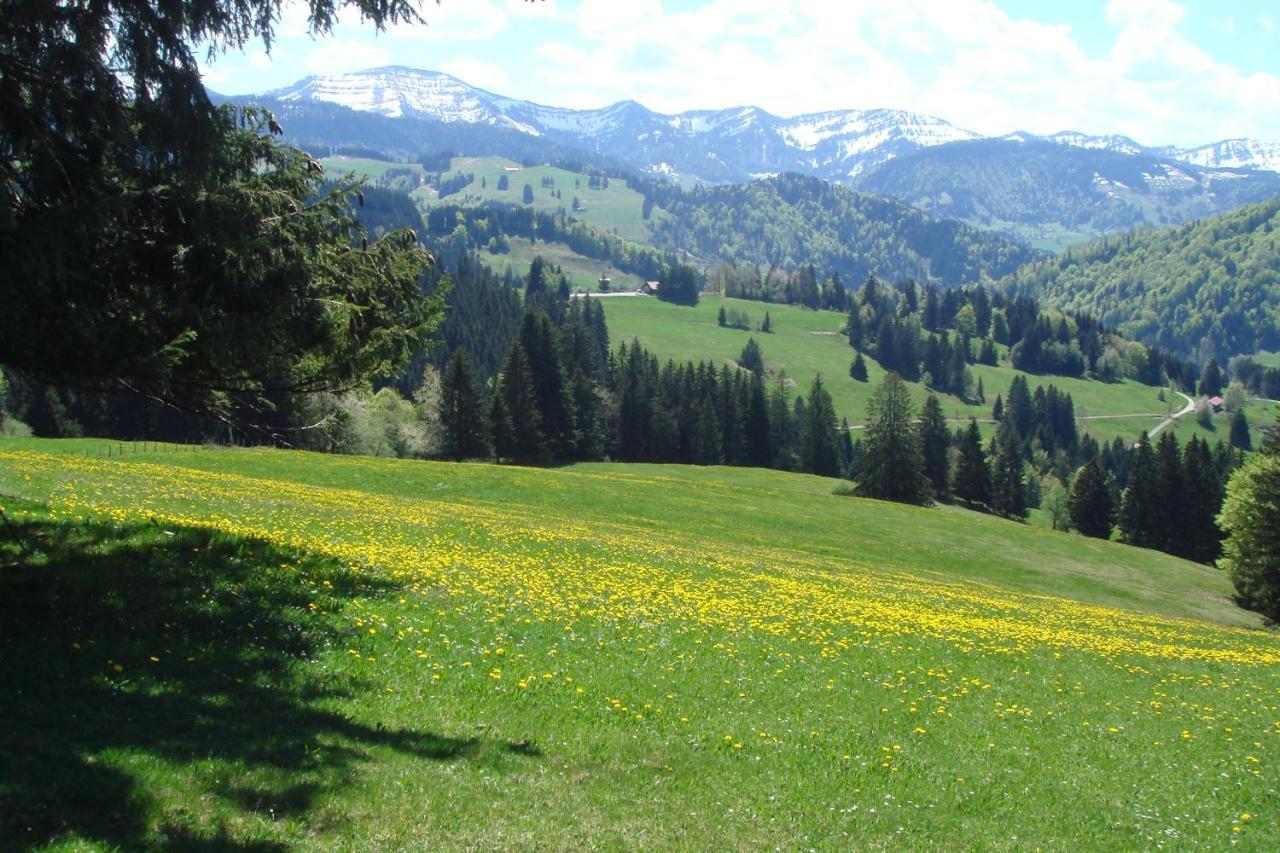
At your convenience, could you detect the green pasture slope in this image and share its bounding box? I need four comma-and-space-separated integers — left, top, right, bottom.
602, 295, 1178, 443
433, 156, 663, 244
494, 237, 646, 293
319, 155, 425, 183
325, 153, 662, 244
1, 437, 1277, 848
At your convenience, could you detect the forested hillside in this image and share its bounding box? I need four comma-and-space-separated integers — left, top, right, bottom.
856, 139, 1280, 249
1003, 196, 1280, 361
644, 174, 1040, 286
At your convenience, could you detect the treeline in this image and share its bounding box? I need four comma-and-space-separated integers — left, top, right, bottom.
1002, 194, 1280, 362
841, 277, 1197, 400
415, 278, 850, 473
849, 371, 1242, 565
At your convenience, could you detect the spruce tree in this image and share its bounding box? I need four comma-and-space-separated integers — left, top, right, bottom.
1154, 431, 1186, 554
1181, 436, 1223, 564
1230, 410, 1252, 450
990, 422, 1027, 520
856, 373, 929, 505
440, 349, 490, 460
802, 375, 841, 477
1119, 432, 1162, 548
1198, 359, 1224, 397
761, 312, 773, 334
767, 377, 792, 470
517, 311, 577, 459
689, 394, 723, 465
1068, 458, 1115, 539
992, 394, 1004, 422
919, 394, 952, 501
838, 417, 855, 476
953, 418, 991, 508
850, 352, 869, 382
743, 372, 772, 468
1005, 375, 1033, 440
496, 342, 545, 463
718, 306, 727, 327
846, 307, 864, 351
739, 338, 764, 374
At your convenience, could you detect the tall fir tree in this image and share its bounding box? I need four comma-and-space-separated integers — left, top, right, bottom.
1119, 432, 1162, 548
990, 422, 1028, 520
953, 418, 991, 509
496, 340, 545, 464
1068, 457, 1115, 539
517, 310, 578, 459
1154, 431, 1186, 554
1181, 436, 1223, 564
1004, 375, 1033, 440
743, 372, 772, 468
802, 375, 841, 477
1230, 409, 1252, 451
919, 394, 952, 501
856, 373, 929, 505
439, 349, 490, 460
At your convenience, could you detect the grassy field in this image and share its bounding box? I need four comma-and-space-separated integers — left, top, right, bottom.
1171, 398, 1280, 446
488, 237, 646, 293
319, 155, 425, 182
325, 154, 664, 245
1, 438, 1277, 848
602, 295, 1175, 443
432, 156, 662, 244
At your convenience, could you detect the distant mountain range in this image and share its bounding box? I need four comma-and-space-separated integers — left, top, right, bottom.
221, 66, 1280, 247
252, 66, 1280, 182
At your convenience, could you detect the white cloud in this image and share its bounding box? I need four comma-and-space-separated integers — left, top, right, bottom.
302, 40, 391, 75
197, 61, 236, 88
516, 0, 1280, 146
386, 0, 508, 41
248, 50, 275, 71
441, 58, 510, 93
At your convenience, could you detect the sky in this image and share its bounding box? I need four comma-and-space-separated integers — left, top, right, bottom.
198, 0, 1280, 147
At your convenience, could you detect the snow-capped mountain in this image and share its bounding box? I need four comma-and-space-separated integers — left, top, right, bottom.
1174, 138, 1280, 172
261, 67, 979, 183
253, 66, 1280, 182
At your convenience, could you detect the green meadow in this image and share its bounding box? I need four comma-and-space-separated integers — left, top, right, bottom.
1, 439, 1276, 849
429, 156, 663, 244
602, 295, 1179, 443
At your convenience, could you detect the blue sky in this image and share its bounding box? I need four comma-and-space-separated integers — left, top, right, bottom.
198, 0, 1280, 147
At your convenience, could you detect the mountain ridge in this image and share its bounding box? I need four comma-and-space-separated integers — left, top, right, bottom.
256, 66, 1280, 181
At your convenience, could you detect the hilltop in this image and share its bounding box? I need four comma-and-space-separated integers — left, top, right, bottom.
1002, 195, 1280, 361
856, 138, 1280, 252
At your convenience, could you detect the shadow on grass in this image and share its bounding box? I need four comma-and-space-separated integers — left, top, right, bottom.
0, 502, 526, 849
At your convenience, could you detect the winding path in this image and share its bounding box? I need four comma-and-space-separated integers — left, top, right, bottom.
1145, 391, 1196, 442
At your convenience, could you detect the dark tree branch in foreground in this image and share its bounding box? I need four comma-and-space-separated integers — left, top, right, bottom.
0, 1, 451, 416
